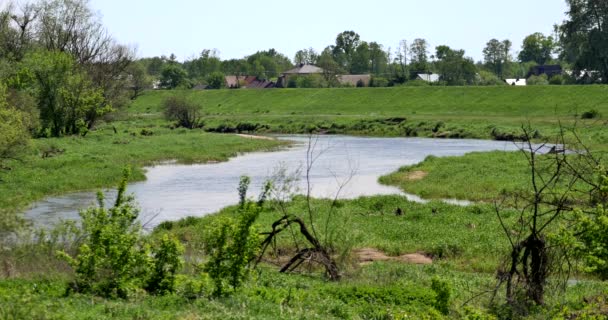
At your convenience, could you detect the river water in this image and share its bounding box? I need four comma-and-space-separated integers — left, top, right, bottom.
24, 135, 530, 228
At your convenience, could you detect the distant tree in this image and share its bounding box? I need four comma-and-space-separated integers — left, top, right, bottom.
393, 39, 409, 83
332, 30, 361, 71
350, 41, 370, 74
409, 38, 430, 76
435, 45, 477, 85
0, 83, 30, 169
369, 42, 388, 76
160, 63, 188, 89
558, 0, 608, 83
294, 48, 318, 65
317, 48, 342, 87
126, 62, 152, 100
206, 71, 225, 89
483, 38, 512, 77
518, 32, 555, 65
221, 59, 248, 76
184, 49, 221, 81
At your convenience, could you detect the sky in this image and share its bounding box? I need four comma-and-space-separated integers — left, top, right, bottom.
89, 0, 568, 63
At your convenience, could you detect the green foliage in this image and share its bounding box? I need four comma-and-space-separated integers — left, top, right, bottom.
205, 71, 225, 89
477, 70, 506, 86
571, 170, 608, 279
431, 277, 451, 315
58, 168, 150, 298
527, 74, 549, 85
160, 64, 189, 89
370, 76, 389, 87
0, 83, 30, 166
145, 234, 184, 295
518, 32, 556, 65
582, 109, 601, 119
162, 96, 203, 129
203, 177, 269, 296
20, 50, 111, 137
549, 75, 565, 85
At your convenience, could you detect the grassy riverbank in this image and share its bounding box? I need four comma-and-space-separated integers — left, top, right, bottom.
129, 86, 608, 144
0, 122, 284, 214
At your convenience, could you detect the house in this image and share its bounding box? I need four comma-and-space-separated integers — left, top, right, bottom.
528, 65, 562, 78
505, 78, 527, 86
224, 75, 275, 89
416, 73, 440, 83
247, 79, 276, 89
338, 74, 371, 87
277, 64, 324, 87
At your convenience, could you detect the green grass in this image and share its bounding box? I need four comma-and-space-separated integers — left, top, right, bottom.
128, 86, 608, 144
0, 121, 284, 213
380, 152, 532, 202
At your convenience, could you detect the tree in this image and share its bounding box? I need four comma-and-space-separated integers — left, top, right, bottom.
160, 63, 188, 89
126, 61, 151, 100
483, 39, 512, 77
350, 41, 370, 74
435, 46, 477, 85
558, 0, 608, 83
409, 38, 430, 74
162, 96, 202, 129
369, 42, 388, 76
0, 83, 29, 170
206, 71, 225, 89
22, 50, 109, 136
518, 32, 555, 65
294, 48, 318, 65
317, 48, 342, 87
332, 30, 361, 72
184, 49, 221, 81
393, 39, 409, 83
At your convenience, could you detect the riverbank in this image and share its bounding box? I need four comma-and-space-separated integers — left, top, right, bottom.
128, 86, 608, 146
0, 123, 285, 215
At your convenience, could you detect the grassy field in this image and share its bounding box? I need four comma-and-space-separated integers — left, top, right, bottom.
0, 121, 284, 214
2, 86, 608, 319
129, 86, 608, 144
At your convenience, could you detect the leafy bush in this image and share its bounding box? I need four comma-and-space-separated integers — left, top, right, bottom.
549, 75, 565, 85
58, 169, 150, 298
404, 80, 430, 86
145, 234, 184, 295
581, 109, 601, 119
477, 71, 506, 86
162, 96, 203, 129
431, 277, 451, 315
203, 177, 270, 296
370, 77, 389, 87
206, 72, 225, 89
527, 74, 549, 85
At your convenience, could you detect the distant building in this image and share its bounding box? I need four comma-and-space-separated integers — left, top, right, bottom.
278, 64, 325, 87
528, 65, 562, 78
224, 75, 275, 89
338, 74, 371, 87
416, 73, 440, 83
505, 78, 527, 86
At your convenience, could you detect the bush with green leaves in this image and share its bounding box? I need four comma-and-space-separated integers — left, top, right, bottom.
527, 74, 549, 85
58, 168, 149, 298
163, 96, 203, 129
203, 176, 270, 296
57, 169, 182, 298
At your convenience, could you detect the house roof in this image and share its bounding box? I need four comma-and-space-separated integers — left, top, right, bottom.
282, 64, 324, 75
505, 79, 527, 86
417, 73, 440, 82
338, 74, 371, 86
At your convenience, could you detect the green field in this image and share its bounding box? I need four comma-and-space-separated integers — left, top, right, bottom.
129, 86, 608, 144
2, 86, 608, 319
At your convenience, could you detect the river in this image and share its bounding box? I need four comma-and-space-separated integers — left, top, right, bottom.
24, 135, 530, 228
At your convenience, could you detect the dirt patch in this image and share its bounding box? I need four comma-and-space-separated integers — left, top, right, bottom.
235, 134, 276, 141
404, 170, 428, 181
354, 248, 432, 265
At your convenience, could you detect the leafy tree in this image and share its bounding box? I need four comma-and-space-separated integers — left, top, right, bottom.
184, 49, 222, 80
206, 71, 225, 89
483, 38, 512, 77
350, 41, 370, 74
126, 61, 152, 100
160, 63, 189, 89
0, 83, 30, 170
332, 30, 361, 72
221, 58, 248, 76
435, 46, 477, 85
559, 0, 608, 83
409, 38, 430, 74
317, 48, 342, 87
369, 42, 388, 76
22, 50, 109, 137
518, 32, 555, 65
145, 234, 184, 295
294, 48, 318, 65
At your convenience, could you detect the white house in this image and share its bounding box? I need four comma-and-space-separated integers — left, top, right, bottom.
416, 73, 440, 83
505, 79, 527, 86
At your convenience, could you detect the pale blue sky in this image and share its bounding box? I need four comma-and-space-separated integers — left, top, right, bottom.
89, 0, 568, 62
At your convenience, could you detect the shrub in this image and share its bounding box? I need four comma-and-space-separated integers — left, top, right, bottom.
404, 80, 430, 86
145, 234, 184, 295
58, 169, 150, 298
477, 71, 506, 86
162, 96, 203, 129
431, 277, 451, 315
581, 109, 601, 119
370, 77, 389, 87
527, 74, 549, 85
203, 177, 270, 296
549, 75, 565, 85
206, 72, 225, 89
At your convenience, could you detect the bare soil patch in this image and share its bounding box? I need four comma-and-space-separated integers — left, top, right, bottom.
235, 134, 276, 141
354, 248, 432, 265
404, 170, 428, 181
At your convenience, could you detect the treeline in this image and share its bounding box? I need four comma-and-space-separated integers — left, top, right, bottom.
135, 0, 608, 89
